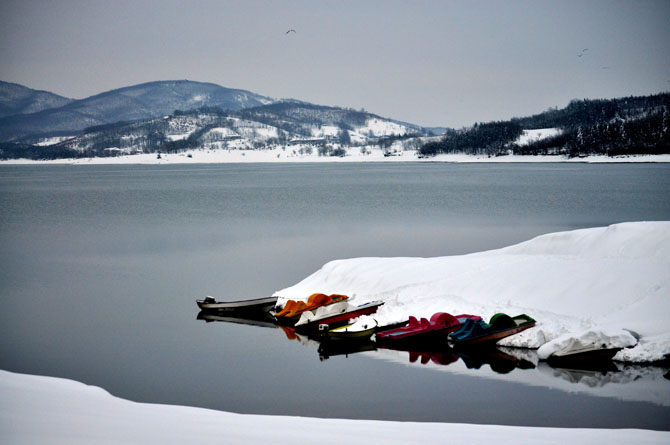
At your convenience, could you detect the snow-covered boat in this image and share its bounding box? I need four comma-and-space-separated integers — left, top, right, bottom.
546, 341, 622, 365
274, 293, 349, 325
321, 317, 378, 341
375, 312, 482, 345
196, 296, 278, 313
448, 313, 536, 346
293, 300, 384, 331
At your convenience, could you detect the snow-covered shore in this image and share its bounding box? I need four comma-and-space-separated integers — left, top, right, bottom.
1, 370, 667, 444
2, 148, 670, 164
274, 222, 670, 363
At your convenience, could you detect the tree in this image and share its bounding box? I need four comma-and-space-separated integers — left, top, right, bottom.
338, 129, 351, 145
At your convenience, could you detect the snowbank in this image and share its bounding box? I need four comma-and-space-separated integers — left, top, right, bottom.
1, 370, 667, 444
275, 222, 670, 363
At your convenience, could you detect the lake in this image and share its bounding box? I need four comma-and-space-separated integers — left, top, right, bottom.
1, 162, 669, 430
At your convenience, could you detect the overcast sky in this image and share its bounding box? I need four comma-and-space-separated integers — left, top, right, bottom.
1, 0, 668, 127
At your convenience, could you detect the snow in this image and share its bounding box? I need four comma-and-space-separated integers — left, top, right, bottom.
201, 126, 239, 140
311, 125, 340, 137
275, 222, 670, 363
33, 136, 75, 146
355, 117, 410, 137
2, 370, 667, 444
3, 148, 670, 165
166, 133, 191, 141
515, 128, 563, 145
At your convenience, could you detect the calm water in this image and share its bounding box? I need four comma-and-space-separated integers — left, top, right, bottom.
1, 163, 669, 430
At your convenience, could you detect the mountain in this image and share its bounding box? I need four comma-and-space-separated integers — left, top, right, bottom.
0, 80, 274, 142
0, 101, 428, 160
419, 93, 670, 158
0, 81, 74, 118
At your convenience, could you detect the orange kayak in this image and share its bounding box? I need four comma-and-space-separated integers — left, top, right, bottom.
274, 293, 348, 324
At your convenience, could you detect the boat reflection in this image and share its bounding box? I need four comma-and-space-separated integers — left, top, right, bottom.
196, 310, 278, 328
454, 346, 535, 374
318, 340, 377, 360
379, 343, 534, 374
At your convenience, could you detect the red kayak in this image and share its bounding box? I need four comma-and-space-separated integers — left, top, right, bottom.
376, 312, 482, 345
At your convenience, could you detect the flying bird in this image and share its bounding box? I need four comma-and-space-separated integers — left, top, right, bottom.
577, 48, 589, 57
285, 29, 296, 34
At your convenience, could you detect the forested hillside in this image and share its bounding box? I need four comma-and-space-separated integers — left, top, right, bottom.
420, 93, 670, 157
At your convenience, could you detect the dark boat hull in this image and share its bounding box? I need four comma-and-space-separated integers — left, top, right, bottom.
196, 296, 278, 313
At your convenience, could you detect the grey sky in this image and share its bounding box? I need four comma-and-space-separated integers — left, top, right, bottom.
1, 0, 668, 127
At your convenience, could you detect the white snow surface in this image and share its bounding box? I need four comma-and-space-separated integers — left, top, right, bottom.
515, 128, 563, 145
3, 148, 670, 164
355, 117, 410, 137
1, 370, 667, 445
275, 222, 670, 363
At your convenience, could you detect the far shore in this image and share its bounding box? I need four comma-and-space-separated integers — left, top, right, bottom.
2, 148, 670, 165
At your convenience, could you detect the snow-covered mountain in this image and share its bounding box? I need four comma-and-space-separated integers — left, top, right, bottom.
32, 101, 428, 159
0, 80, 274, 142
0, 81, 74, 118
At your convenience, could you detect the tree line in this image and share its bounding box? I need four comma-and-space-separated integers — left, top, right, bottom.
419, 93, 670, 157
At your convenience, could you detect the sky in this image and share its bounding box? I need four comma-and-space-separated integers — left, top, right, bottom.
0, 0, 669, 127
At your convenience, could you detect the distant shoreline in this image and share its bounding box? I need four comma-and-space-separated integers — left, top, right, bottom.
2, 149, 670, 165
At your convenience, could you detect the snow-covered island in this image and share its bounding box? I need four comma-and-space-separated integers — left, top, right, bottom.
2, 222, 668, 443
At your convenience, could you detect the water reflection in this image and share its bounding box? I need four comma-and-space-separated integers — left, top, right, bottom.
196, 313, 670, 407
318, 340, 376, 360
196, 310, 278, 328
455, 347, 535, 373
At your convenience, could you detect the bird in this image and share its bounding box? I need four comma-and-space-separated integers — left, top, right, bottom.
285, 29, 296, 34
577, 48, 588, 57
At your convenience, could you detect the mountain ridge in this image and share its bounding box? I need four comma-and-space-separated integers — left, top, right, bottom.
0, 81, 74, 119
0, 80, 274, 142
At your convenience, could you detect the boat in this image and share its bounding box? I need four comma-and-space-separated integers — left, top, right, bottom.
293, 300, 384, 331
321, 316, 378, 342
195, 296, 278, 313
546, 339, 622, 367
274, 293, 349, 325
448, 313, 536, 346
375, 312, 482, 345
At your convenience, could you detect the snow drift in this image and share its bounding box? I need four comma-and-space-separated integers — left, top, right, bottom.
274, 222, 670, 363
1, 370, 667, 445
